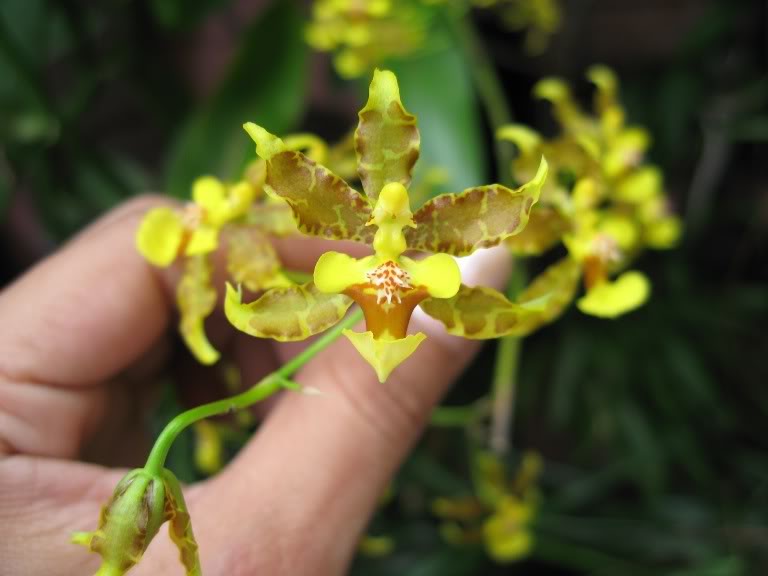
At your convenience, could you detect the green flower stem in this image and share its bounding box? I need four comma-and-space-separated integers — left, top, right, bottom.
144, 308, 363, 476
430, 401, 483, 428
489, 266, 527, 454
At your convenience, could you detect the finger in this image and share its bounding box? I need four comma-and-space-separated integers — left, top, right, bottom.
0, 195, 175, 457
0, 455, 125, 576
183, 247, 511, 575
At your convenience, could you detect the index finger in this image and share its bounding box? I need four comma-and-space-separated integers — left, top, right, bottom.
0, 196, 175, 457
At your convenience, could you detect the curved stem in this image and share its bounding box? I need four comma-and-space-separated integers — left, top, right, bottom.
145, 308, 363, 476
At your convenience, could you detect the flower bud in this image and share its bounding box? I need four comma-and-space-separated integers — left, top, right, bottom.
73, 469, 167, 576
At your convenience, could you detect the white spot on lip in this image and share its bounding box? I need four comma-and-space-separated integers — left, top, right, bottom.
366, 261, 413, 305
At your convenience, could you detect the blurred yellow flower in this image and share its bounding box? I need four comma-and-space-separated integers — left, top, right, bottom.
499, 66, 682, 320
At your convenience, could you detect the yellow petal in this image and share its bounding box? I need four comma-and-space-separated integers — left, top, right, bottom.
335, 49, 367, 79
135, 207, 184, 267
577, 271, 650, 318
225, 282, 353, 342
355, 68, 420, 201
282, 133, 329, 164
504, 205, 570, 256
615, 166, 662, 204
483, 497, 534, 563
645, 216, 682, 249
226, 228, 293, 291
599, 214, 640, 252
177, 256, 219, 365
192, 176, 227, 214
161, 469, 202, 575
227, 181, 256, 220
314, 252, 374, 294
496, 124, 543, 158
193, 420, 223, 475
180, 317, 220, 365
185, 225, 219, 256
571, 177, 600, 211
243, 122, 286, 160
587, 65, 618, 100
401, 254, 461, 299
533, 77, 570, 103
344, 330, 426, 383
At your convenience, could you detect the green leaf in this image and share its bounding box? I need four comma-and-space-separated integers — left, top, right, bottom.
387, 13, 486, 197
164, 1, 307, 198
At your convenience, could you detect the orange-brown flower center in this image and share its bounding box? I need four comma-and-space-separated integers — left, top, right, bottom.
344, 260, 428, 339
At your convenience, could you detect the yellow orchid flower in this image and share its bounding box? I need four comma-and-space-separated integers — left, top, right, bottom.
137, 177, 255, 267
494, 66, 681, 322
135, 130, 359, 365
226, 69, 550, 382
478, 0, 562, 55
305, 0, 436, 79
432, 451, 542, 563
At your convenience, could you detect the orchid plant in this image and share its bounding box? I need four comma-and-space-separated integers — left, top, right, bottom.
72, 68, 552, 574
71, 56, 679, 573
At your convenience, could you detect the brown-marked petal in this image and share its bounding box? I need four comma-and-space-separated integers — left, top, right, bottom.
225, 226, 291, 292
245, 123, 374, 243
419, 284, 538, 339
512, 256, 582, 331
177, 255, 219, 365
504, 206, 571, 256
224, 282, 353, 342
267, 150, 374, 242
162, 470, 201, 576
406, 158, 548, 256
245, 200, 298, 237
355, 69, 420, 201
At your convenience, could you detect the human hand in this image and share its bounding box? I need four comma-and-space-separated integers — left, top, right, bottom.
0, 196, 509, 576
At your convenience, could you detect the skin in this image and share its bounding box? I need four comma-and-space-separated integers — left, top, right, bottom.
0, 196, 509, 576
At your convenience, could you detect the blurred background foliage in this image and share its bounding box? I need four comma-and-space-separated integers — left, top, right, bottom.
1, 0, 767, 574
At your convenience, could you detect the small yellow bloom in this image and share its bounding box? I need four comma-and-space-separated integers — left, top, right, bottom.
497, 66, 682, 321
193, 420, 224, 475
577, 270, 650, 318
305, 0, 433, 79
483, 496, 535, 562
